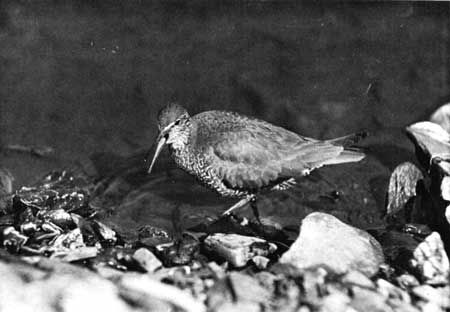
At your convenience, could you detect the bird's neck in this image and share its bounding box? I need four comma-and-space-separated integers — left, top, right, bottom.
168, 119, 193, 153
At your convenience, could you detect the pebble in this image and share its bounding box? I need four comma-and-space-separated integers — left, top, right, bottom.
132, 248, 162, 273
204, 233, 277, 267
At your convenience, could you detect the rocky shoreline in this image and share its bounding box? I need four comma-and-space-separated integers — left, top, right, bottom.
1, 104, 450, 311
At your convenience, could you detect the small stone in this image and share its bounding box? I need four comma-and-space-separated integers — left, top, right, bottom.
52, 246, 99, 262
396, 274, 420, 289
410, 232, 450, 285
376, 278, 411, 303
133, 248, 162, 273
204, 233, 277, 267
386, 162, 423, 219
412, 285, 450, 308
280, 212, 384, 276
92, 220, 117, 246
342, 270, 375, 289
252, 255, 270, 269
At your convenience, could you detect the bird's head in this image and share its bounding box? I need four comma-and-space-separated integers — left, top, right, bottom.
147, 103, 190, 174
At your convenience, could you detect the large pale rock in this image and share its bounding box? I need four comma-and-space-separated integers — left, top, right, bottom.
280, 212, 384, 276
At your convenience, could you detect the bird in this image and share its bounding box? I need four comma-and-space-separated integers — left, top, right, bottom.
147, 103, 366, 219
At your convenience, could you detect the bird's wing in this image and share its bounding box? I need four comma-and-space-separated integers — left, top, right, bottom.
193, 112, 345, 191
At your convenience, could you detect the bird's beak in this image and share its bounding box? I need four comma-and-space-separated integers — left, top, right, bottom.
147, 132, 167, 174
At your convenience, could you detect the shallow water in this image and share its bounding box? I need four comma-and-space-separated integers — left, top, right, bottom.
0, 1, 448, 233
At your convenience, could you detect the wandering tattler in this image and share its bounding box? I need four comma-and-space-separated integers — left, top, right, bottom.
147, 103, 365, 218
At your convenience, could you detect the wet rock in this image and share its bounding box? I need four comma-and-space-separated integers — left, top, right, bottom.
410, 232, 449, 285
2, 226, 28, 253
92, 220, 117, 247
204, 233, 277, 267
132, 248, 162, 273
430, 103, 450, 133
280, 212, 384, 276
386, 162, 423, 222
412, 285, 450, 309
137, 225, 171, 247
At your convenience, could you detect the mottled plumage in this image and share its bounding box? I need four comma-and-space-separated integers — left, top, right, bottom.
148, 104, 365, 216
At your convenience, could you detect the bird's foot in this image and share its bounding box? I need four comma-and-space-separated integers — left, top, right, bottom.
222, 195, 256, 216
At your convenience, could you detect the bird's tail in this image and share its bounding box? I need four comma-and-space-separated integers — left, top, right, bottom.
325, 130, 368, 148
320, 149, 365, 166
322, 131, 367, 165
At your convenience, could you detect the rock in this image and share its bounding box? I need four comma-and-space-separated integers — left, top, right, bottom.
204, 233, 277, 267
396, 274, 420, 289
211, 301, 261, 312
319, 293, 351, 312
301, 268, 328, 305
132, 248, 162, 273
52, 246, 99, 262
350, 286, 393, 312
207, 272, 270, 311
119, 273, 206, 312
410, 232, 450, 285
342, 270, 375, 289
412, 285, 450, 309
405, 122, 450, 168
430, 103, 450, 133
279, 212, 384, 276
251, 255, 270, 269
386, 162, 423, 220
0, 257, 131, 312
376, 278, 411, 303
92, 220, 117, 247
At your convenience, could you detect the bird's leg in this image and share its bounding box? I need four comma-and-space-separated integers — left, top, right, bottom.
249, 197, 262, 224
222, 195, 255, 216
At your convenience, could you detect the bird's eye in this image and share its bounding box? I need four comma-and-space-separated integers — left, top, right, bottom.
174, 119, 181, 126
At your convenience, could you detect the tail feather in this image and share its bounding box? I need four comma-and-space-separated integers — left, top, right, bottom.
320, 150, 365, 166
325, 131, 368, 148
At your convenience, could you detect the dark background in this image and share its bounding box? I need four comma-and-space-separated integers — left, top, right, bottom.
0, 1, 449, 232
